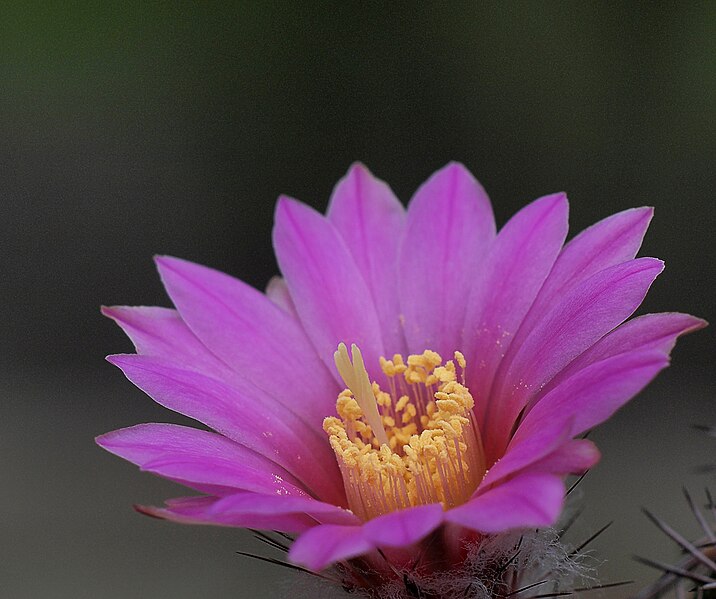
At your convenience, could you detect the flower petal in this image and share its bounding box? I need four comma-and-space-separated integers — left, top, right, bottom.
530, 439, 601, 475
327, 163, 407, 356
289, 524, 372, 572
399, 163, 496, 359
514, 207, 653, 341
515, 349, 670, 443
264, 275, 298, 317
96, 423, 308, 496
155, 256, 338, 430
107, 354, 344, 505
462, 193, 568, 439
273, 197, 385, 380
541, 312, 707, 398
479, 417, 573, 489
446, 473, 565, 533
488, 257, 664, 456
102, 306, 238, 382
137, 496, 316, 532
208, 492, 360, 526
362, 503, 444, 547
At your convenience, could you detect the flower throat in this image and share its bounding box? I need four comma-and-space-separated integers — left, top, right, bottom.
324, 343, 486, 521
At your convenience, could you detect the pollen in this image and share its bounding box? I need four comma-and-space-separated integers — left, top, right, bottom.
324, 343, 487, 521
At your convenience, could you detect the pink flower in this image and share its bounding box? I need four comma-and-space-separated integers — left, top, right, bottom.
97, 163, 704, 580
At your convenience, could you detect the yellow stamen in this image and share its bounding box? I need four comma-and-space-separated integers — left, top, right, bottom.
324, 346, 486, 521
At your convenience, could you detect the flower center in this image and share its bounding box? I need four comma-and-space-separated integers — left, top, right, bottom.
324, 343, 487, 521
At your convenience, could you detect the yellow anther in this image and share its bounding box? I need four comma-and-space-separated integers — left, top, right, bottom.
374, 385, 392, 408
407, 370, 424, 384
336, 394, 363, 420
433, 364, 456, 384
436, 398, 461, 413
379, 356, 395, 377
455, 351, 466, 369
400, 403, 417, 424
392, 354, 407, 374
395, 395, 410, 412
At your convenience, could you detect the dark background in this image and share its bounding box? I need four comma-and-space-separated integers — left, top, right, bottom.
1, 3, 714, 597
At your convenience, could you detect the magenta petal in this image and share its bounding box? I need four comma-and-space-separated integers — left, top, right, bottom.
289, 524, 372, 571
96, 423, 308, 496
327, 163, 407, 356
399, 163, 496, 359
273, 197, 385, 380
531, 439, 601, 475
363, 504, 443, 547
446, 473, 564, 533
102, 306, 240, 382
462, 193, 568, 442
488, 257, 664, 455
543, 312, 707, 396
155, 256, 338, 430
515, 349, 670, 442
514, 207, 653, 343
107, 354, 344, 505
139, 496, 316, 532
208, 492, 360, 526
479, 417, 573, 489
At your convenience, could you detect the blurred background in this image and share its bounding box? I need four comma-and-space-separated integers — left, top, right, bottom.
1, 2, 714, 597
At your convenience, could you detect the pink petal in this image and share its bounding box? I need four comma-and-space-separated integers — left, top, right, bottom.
208, 492, 360, 526
102, 306, 239, 382
515, 349, 670, 443
138, 495, 316, 532
399, 163, 496, 359
108, 354, 344, 505
96, 423, 308, 496
327, 163, 407, 356
513, 207, 653, 342
289, 524, 372, 571
479, 417, 573, 489
462, 193, 568, 442
530, 439, 601, 475
488, 257, 664, 456
273, 197, 385, 380
155, 256, 338, 430
540, 312, 707, 398
264, 276, 298, 317
446, 473, 565, 533
362, 503, 444, 547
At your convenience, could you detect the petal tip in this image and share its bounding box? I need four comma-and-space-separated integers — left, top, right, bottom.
274, 195, 306, 223
134, 504, 166, 520
100, 304, 118, 319
275, 193, 299, 210
639, 205, 655, 218
689, 316, 709, 330
530, 191, 569, 217
432, 161, 476, 185
346, 161, 372, 179
106, 353, 133, 368
154, 254, 187, 278
94, 431, 112, 448
153, 254, 172, 267
101, 304, 138, 323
